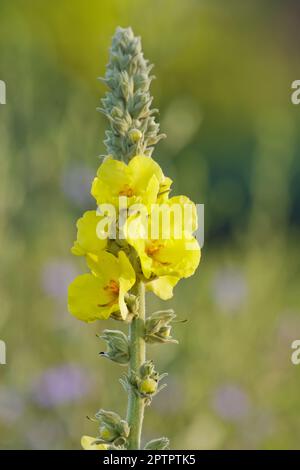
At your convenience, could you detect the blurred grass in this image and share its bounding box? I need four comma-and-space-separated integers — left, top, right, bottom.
0, 0, 300, 449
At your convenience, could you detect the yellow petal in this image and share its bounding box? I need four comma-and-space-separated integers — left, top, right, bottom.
84, 251, 136, 321
167, 195, 198, 234
86, 251, 120, 283
144, 174, 160, 206
91, 157, 130, 205
126, 236, 152, 279
125, 210, 200, 280
129, 155, 164, 191
118, 251, 136, 291
153, 237, 201, 278
149, 196, 197, 240
68, 273, 118, 322
158, 176, 173, 202
81, 435, 108, 450
117, 251, 136, 319
91, 155, 166, 209
71, 211, 108, 257
146, 276, 179, 300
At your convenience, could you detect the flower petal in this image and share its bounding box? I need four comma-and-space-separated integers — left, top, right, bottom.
91, 157, 130, 205
71, 211, 108, 257
146, 276, 179, 300
153, 237, 201, 278
68, 273, 118, 322
81, 435, 108, 450
129, 155, 163, 191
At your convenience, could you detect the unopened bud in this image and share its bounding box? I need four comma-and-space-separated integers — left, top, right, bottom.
160, 326, 171, 338
144, 437, 170, 450
129, 128, 142, 143
99, 330, 129, 365
139, 377, 158, 395
145, 310, 178, 344
99, 424, 118, 442
135, 360, 167, 404
94, 409, 130, 445
140, 360, 157, 379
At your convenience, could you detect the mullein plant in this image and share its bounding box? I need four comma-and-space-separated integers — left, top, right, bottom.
68, 27, 201, 450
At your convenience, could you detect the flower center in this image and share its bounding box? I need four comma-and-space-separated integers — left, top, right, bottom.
104, 279, 119, 296
119, 184, 134, 197
146, 241, 162, 257
98, 280, 119, 308
146, 241, 171, 266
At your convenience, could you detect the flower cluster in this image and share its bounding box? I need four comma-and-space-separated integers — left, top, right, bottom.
68, 26, 202, 451
68, 155, 201, 323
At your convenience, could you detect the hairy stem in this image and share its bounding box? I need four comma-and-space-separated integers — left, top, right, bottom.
126, 282, 146, 449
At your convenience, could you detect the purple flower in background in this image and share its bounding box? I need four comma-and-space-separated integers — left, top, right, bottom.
212, 383, 251, 422
212, 267, 248, 314
31, 364, 92, 408
61, 165, 94, 208
41, 260, 79, 300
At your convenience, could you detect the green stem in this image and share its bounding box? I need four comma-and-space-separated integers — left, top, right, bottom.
126, 282, 146, 450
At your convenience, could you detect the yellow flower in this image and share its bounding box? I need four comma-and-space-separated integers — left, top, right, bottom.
68, 251, 136, 322
71, 210, 109, 257
125, 195, 200, 299
91, 155, 171, 208
81, 435, 108, 450
139, 236, 200, 277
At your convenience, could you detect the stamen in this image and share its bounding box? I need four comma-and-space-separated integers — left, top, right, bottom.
146, 241, 164, 257
104, 279, 120, 295
97, 280, 119, 308
119, 184, 134, 197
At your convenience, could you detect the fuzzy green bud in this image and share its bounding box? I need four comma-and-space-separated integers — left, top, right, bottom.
99, 330, 129, 365
140, 360, 157, 379
99, 27, 166, 162
99, 424, 118, 442
129, 128, 142, 143
145, 310, 178, 344
133, 360, 168, 404
144, 437, 170, 450
94, 410, 130, 445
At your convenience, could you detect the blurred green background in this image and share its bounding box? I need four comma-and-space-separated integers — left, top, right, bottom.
1, 0, 300, 450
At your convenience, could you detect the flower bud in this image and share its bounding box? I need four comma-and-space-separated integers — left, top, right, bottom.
99, 424, 118, 442
160, 326, 171, 338
140, 360, 157, 379
124, 293, 139, 316
135, 360, 167, 404
144, 437, 170, 450
145, 310, 178, 344
129, 128, 142, 143
139, 377, 158, 395
94, 409, 130, 445
111, 106, 123, 119
99, 329, 129, 365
